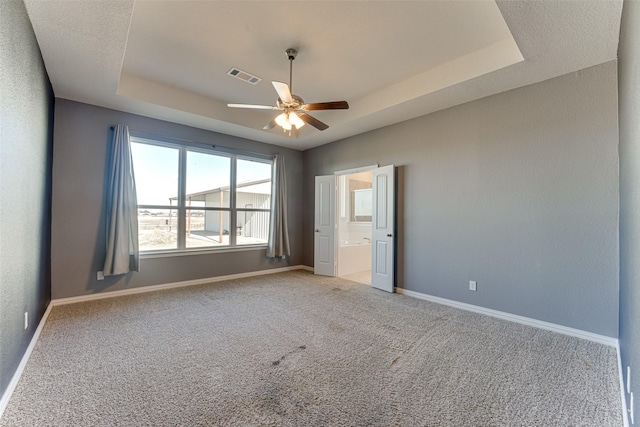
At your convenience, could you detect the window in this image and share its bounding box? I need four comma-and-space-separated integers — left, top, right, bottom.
131, 136, 272, 253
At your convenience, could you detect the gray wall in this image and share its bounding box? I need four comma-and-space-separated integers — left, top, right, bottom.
0, 1, 53, 397
303, 61, 619, 337
51, 100, 303, 299
618, 0, 640, 422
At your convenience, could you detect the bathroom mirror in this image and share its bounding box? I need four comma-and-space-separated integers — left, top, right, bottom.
344, 177, 372, 223
352, 189, 372, 222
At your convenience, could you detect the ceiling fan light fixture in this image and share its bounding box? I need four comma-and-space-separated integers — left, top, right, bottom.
289, 112, 305, 129
274, 111, 305, 131
275, 112, 292, 130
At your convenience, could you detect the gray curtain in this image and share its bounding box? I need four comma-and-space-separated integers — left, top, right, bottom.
267, 154, 290, 258
103, 124, 139, 276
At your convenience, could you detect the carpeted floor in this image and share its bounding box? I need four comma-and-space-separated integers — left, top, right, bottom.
1, 271, 622, 426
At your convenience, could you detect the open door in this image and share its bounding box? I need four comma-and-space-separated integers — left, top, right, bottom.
371, 165, 395, 292
314, 175, 336, 276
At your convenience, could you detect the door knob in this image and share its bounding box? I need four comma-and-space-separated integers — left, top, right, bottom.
315, 229, 320, 232
387, 233, 393, 237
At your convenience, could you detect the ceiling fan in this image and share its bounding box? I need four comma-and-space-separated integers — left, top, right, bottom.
227, 48, 349, 135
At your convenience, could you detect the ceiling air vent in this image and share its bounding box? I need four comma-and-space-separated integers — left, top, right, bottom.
227, 67, 261, 85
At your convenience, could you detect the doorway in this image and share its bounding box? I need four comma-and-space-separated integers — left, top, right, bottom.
314, 165, 395, 292
337, 171, 373, 285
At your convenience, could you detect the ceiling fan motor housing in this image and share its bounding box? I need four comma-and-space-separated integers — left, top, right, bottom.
286, 48, 298, 60
277, 95, 304, 110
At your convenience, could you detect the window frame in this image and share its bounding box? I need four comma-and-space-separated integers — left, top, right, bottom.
130, 135, 273, 255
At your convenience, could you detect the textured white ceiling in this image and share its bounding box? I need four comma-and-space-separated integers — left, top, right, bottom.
123, 1, 513, 104
24, 1, 622, 151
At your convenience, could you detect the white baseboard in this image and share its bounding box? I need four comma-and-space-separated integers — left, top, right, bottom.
0, 303, 53, 420
618, 342, 631, 427
395, 287, 618, 347
52, 265, 311, 306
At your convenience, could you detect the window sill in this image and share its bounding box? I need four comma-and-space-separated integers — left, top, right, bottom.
140, 245, 267, 259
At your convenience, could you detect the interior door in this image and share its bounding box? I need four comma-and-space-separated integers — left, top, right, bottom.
314, 175, 336, 276
371, 165, 395, 292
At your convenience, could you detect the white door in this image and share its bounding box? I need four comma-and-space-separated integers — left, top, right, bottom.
371, 165, 395, 292
314, 175, 336, 276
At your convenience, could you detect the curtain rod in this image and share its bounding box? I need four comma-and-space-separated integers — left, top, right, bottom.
110, 126, 276, 160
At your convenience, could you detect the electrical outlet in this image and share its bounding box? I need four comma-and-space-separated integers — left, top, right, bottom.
469, 281, 477, 291
97, 271, 104, 281
629, 366, 632, 394
24, 312, 28, 330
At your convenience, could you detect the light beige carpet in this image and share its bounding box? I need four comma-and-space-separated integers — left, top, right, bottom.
0, 271, 622, 426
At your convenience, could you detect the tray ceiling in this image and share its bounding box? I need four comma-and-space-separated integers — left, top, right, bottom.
24, 1, 622, 150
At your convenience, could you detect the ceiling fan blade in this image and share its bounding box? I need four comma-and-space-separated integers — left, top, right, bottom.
301, 101, 349, 111
272, 81, 293, 104
298, 112, 329, 131
227, 103, 279, 110
263, 119, 277, 130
